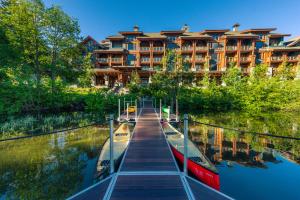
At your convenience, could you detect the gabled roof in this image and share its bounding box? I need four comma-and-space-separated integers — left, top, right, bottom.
222, 31, 259, 39
81, 36, 99, 45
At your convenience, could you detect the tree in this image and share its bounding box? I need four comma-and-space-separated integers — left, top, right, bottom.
44, 5, 81, 96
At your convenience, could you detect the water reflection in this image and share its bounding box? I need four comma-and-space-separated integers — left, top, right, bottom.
0, 126, 108, 200
187, 112, 300, 200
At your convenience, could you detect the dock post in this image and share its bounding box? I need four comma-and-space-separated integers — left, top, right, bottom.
183, 114, 188, 175
135, 99, 137, 121
176, 99, 178, 122
154, 98, 156, 110
126, 103, 129, 120
118, 99, 120, 121
159, 99, 162, 120
109, 114, 114, 174
167, 106, 170, 122
123, 97, 125, 113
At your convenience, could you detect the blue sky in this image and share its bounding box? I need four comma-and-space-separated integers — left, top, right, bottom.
44, 0, 300, 42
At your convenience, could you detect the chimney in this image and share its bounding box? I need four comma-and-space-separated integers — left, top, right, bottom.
182, 24, 190, 32
133, 25, 139, 32
232, 23, 240, 32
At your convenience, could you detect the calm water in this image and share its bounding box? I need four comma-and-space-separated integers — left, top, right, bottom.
187, 112, 300, 200
0, 126, 108, 200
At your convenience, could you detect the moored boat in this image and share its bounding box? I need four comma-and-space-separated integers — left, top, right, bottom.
95, 123, 132, 179
162, 122, 220, 190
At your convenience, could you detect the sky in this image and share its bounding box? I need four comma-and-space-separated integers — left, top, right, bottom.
43, 0, 300, 42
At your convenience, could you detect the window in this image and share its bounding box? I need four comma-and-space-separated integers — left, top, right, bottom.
126, 35, 136, 42
167, 36, 177, 42
127, 54, 136, 65
127, 43, 135, 50
112, 41, 123, 48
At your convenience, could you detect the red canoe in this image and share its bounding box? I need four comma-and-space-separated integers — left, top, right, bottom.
162, 122, 220, 190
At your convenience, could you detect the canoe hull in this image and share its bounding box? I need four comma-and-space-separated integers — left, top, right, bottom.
170, 145, 220, 190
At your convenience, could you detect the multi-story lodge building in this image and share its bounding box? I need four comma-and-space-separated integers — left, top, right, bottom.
82, 24, 300, 87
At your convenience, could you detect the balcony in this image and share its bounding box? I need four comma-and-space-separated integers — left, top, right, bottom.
240, 46, 252, 51
183, 57, 192, 62
141, 57, 150, 63
153, 47, 164, 52
182, 46, 193, 51
287, 56, 298, 61
195, 57, 206, 62
240, 57, 252, 62
270, 56, 283, 62
98, 58, 108, 63
153, 57, 162, 63
111, 58, 122, 63
226, 46, 237, 51
140, 47, 150, 51
226, 57, 236, 63
195, 46, 208, 51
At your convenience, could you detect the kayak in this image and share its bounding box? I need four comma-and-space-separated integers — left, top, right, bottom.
162, 122, 220, 190
95, 123, 132, 179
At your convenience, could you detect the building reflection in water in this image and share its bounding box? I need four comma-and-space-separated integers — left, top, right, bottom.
188, 124, 300, 168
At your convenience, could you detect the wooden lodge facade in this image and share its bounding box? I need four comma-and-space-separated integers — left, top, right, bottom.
81, 24, 300, 87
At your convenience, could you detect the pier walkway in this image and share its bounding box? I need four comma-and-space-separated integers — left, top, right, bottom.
68, 102, 233, 200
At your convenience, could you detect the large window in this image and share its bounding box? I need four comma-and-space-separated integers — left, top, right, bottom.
127, 43, 135, 50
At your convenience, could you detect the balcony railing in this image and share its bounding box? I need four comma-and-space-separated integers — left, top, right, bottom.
141, 58, 150, 62
195, 57, 206, 62
241, 67, 250, 73
241, 46, 252, 51
140, 47, 150, 51
240, 57, 251, 62
287, 56, 298, 61
226, 57, 236, 62
183, 57, 191, 62
98, 58, 108, 63
153, 57, 162, 62
111, 58, 122, 62
182, 46, 193, 51
271, 56, 283, 61
226, 46, 237, 51
196, 46, 208, 51
153, 47, 164, 51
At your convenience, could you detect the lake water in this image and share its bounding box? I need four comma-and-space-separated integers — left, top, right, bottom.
0, 112, 299, 199
186, 112, 300, 200
0, 126, 108, 200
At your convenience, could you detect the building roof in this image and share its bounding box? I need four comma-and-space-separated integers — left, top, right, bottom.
240, 28, 277, 33
222, 31, 259, 39
199, 29, 230, 34
106, 35, 125, 40
286, 36, 300, 47
119, 31, 143, 35
268, 33, 291, 38
179, 32, 214, 40
137, 32, 167, 40
81, 36, 99, 45
160, 30, 185, 35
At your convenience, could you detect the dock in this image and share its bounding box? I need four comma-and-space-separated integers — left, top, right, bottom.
68, 101, 233, 200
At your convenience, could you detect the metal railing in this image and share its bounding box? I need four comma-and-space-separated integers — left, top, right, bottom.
111, 58, 122, 62
140, 47, 150, 51
98, 58, 108, 63
271, 56, 283, 61
141, 57, 150, 62
196, 46, 208, 51
287, 56, 298, 61
241, 46, 252, 51
226, 46, 237, 51
182, 46, 193, 51
240, 57, 251, 62
153, 47, 164, 51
